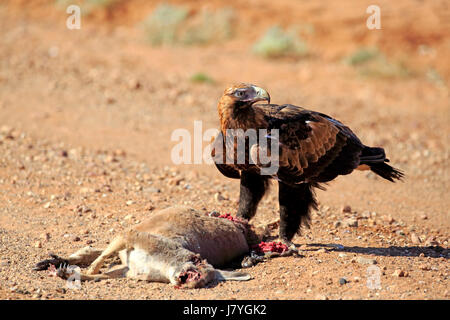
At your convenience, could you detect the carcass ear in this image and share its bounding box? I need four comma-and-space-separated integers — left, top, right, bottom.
215, 270, 251, 281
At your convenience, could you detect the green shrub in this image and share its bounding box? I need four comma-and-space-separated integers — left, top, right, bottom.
190, 72, 215, 84
252, 26, 308, 59
142, 3, 189, 46
142, 5, 234, 46
181, 8, 234, 45
344, 47, 380, 66
345, 47, 411, 78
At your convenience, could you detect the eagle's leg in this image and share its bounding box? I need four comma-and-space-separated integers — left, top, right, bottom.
278, 182, 317, 245
236, 171, 269, 220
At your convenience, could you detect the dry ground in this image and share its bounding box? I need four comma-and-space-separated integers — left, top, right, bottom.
0, 0, 448, 300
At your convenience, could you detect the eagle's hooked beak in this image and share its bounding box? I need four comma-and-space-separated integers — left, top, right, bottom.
252, 86, 270, 104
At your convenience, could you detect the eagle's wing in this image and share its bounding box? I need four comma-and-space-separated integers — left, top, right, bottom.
254, 104, 364, 184
211, 132, 241, 179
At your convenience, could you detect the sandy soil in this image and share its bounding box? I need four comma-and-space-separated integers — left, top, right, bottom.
0, 0, 448, 300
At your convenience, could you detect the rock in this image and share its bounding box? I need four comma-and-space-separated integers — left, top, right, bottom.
41, 233, 51, 241
382, 215, 395, 224
393, 269, 408, 277
43, 202, 51, 209
315, 294, 328, 300
75, 205, 92, 214
73, 236, 80, 242
343, 218, 358, 227
34, 241, 42, 248
419, 264, 431, 271
411, 233, 421, 244
361, 211, 371, 218
355, 256, 377, 265
341, 205, 352, 213
214, 193, 226, 202
80, 187, 92, 194
425, 236, 439, 246
334, 221, 342, 228
127, 79, 141, 90
420, 214, 428, 220
144, 187, 160, 193
339, 278, 348, 285
126, 200, 134, 206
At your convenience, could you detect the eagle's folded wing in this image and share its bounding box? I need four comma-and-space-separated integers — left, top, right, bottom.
261, 105, 362, 184
211, 132, 241, 179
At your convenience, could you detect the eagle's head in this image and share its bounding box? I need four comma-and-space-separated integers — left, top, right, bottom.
220, 83, 270, 109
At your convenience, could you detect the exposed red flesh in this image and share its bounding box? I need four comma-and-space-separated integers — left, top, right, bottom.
252, 241, 289, 254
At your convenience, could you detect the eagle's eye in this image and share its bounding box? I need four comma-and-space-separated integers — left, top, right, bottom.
234, 90, 246, 99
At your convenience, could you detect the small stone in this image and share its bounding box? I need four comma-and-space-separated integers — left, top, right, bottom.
361, 211, 371, 218
411, 233, 421, 244
341, 205, 352, 213
43, 202, 51, 209
126, 200, 134, 206
419, 264, 431, 271
343, 218, 358, 227
124, 214, 134, 220
127, 79, 141, 90
425, 236, 439, 246
214, 193, 226, 202
144, 187, 160, 193
105, 94, 116, 104
420, 214, 428, 220
80, 187, 92, 194
73, 236, 81, 242
382, 215, 395, 224
41, 233, 51, 241
393, 269, 408, 277
334, 221, 342, 228
356, 256, 377, 265
339, 278, 348, 285
34, 241, 42, 248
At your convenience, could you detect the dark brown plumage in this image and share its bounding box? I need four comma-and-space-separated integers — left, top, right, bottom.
212, 83, 403, 245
